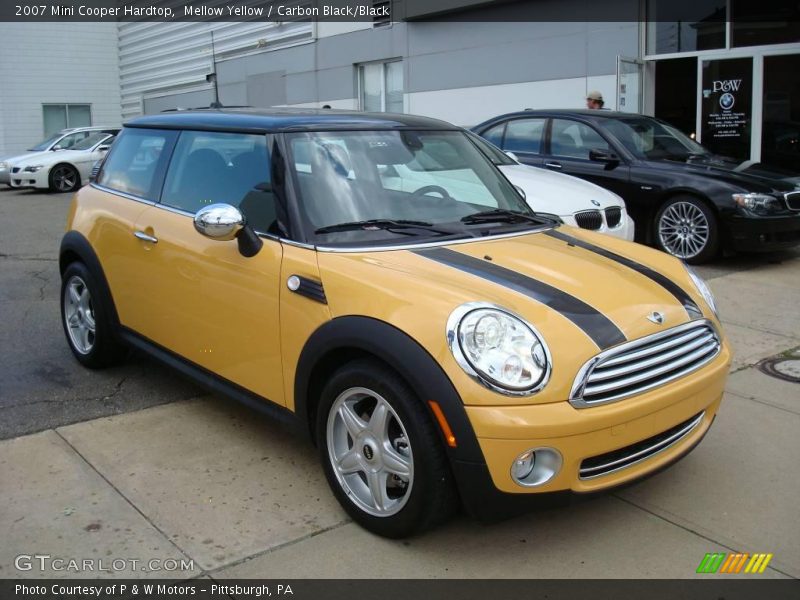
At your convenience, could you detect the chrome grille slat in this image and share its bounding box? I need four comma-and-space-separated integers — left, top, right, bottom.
583, 343, 717, 396
589, 332, 716, 382
570, 320, 721, 408
785, 191, 800, 212
579, 412, 704, 479
598, 327, 710, 368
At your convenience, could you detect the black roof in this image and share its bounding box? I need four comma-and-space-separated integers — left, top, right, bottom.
125, 108, 460, 133
472, 109, 657, 131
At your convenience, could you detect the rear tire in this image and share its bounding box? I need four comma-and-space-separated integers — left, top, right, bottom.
654, 196, 719, 264
316, 359, 458, 538
60, 262, 127, 368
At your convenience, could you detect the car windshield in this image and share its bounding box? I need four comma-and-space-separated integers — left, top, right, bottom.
72, 133, 111, 151
287, 129, 544, 246
604, 117, 709, 161
27, 133, 63, 152
465, 131, 517, 166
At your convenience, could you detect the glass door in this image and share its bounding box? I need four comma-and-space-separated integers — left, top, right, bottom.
700, 57, 753, 160
617, 56, 643, 113
761, 54, 800, 173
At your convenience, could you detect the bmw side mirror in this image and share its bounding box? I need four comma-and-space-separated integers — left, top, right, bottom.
194, 203, 263, 257
97, 145, 110, 153
505, 151, 519, 162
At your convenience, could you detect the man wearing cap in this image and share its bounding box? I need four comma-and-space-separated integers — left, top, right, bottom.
586, 90, 605, 109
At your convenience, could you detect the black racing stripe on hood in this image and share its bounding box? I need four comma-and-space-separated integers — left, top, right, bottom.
413, 247, 626, 350
544, 230, 702, 319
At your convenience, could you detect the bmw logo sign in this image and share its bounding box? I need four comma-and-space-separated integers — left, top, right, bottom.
591, 199, 601, 207
720, 93, 735, 110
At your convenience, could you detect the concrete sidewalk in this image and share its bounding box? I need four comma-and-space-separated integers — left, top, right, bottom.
2, 258, 798, 581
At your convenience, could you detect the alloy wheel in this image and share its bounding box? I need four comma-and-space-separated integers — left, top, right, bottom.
326, 387, 414, 517
53, 166, 77, 192
63, 275, 96, 354
657, 201, 710, 260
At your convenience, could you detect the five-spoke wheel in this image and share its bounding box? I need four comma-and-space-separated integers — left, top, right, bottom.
49, 164, 80, 193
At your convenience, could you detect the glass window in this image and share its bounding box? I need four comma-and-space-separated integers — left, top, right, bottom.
550, 119, 609, 159
761, 54, 800, 172
732, 0, 800, 47
358, 60, 404, 112
481, 123, 506, 148
71, 133, 113, 152
288, 130, 533, 246
604, 117, 708, 160
161, 131, 276, 232
646, 0, 726, 55
503, 118, 546, 154
465, 131, 516, 166
53, 131, 91, 150
42, 104, 92, 137
98, 128, 174, 199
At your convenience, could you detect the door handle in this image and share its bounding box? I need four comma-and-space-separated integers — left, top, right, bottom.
544, 162, 562, 169
133, 230, 158, 244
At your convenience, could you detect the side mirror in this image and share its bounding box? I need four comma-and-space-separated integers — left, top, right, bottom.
97, 145, 110, 153
194, 203, 263, 257
514, 184, 526, 200
505, 151, 519, 162
589, 148, 620, 163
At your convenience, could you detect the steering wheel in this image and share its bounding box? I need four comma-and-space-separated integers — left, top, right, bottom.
410, 185, 452, 201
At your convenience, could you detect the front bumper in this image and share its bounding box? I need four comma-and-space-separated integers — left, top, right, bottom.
724, 212, 800, 252
454, 343, 730, 519
9, 167, 49, 189
561, 213, 635, 242
0, 170, 10, 185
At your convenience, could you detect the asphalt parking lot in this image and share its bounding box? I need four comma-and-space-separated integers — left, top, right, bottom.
1, 186, 799, 580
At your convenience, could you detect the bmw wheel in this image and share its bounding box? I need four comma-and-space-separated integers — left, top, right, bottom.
655, 196, 719, 264
60, 262, 127, 368
317, 359, 458, 538
49, 163, 80, 193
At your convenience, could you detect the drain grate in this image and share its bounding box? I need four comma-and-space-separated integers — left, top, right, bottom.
757, 348, 800, 384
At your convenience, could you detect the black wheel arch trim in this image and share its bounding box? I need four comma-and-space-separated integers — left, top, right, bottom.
294, 315, 486, 466
59, 231, 121, 333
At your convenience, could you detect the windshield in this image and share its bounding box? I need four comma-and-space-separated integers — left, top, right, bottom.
287, 129, 543, 247
604, 117, 709, 161
27, 133, 63, 152
72, 133, 112, 151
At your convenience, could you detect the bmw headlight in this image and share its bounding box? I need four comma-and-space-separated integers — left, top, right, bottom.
447, 303, 551, 395
732, 192, 783, 215
23, 165, 43, 173
684, 264, 718, 317
0, 161, 8, 171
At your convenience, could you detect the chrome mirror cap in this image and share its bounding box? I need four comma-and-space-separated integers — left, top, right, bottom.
194, 203, 245, 241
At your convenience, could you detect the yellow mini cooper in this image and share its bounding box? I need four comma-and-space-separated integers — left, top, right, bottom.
60, 109, 731, 538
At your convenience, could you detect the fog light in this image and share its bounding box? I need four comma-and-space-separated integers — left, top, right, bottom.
510, 447, 562, 487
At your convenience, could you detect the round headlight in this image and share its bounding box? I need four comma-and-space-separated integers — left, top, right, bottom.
447, 303, 551, 395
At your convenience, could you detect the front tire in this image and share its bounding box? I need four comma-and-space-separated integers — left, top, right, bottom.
317, 359, 458, 538
60, 262, 127, 368
49, 163, 80, 193
655, 196, 719, 264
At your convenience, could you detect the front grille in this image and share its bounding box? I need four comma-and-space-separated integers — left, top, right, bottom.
570, 320, 721, 407
605, 207, 622, 227
574, 210, 602, 230
579, 411, 704, 479
785, 191, 800, 211
11, 167, 20, 173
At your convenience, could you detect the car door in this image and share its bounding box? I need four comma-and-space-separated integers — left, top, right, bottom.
542, 118, 634, 201
130, 130, 286, 405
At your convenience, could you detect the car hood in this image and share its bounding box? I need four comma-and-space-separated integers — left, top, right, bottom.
10, 149, 93, 168
498, 164, 623, 215
643, 156, 798, 194
317, 227, 712, 403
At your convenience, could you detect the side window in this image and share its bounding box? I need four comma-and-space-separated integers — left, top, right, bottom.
503, 118, 546, 154
481, 123, 506, 148
54, 131, 89, 150
98, 128, 174, 198
161, 131, 276, 233
550, 119, 610, 159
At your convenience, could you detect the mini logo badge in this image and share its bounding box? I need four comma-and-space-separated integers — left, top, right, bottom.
647, 311, 665, 325
591, 199, 601, 207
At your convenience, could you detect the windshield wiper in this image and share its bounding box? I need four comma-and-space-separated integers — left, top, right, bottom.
315, 219, 454, 235
461, 209, 542, 225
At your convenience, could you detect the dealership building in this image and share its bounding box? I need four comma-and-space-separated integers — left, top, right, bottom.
1, 1, 798, 170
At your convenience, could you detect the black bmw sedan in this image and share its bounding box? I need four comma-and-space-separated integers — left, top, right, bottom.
472, 110, 800, 263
